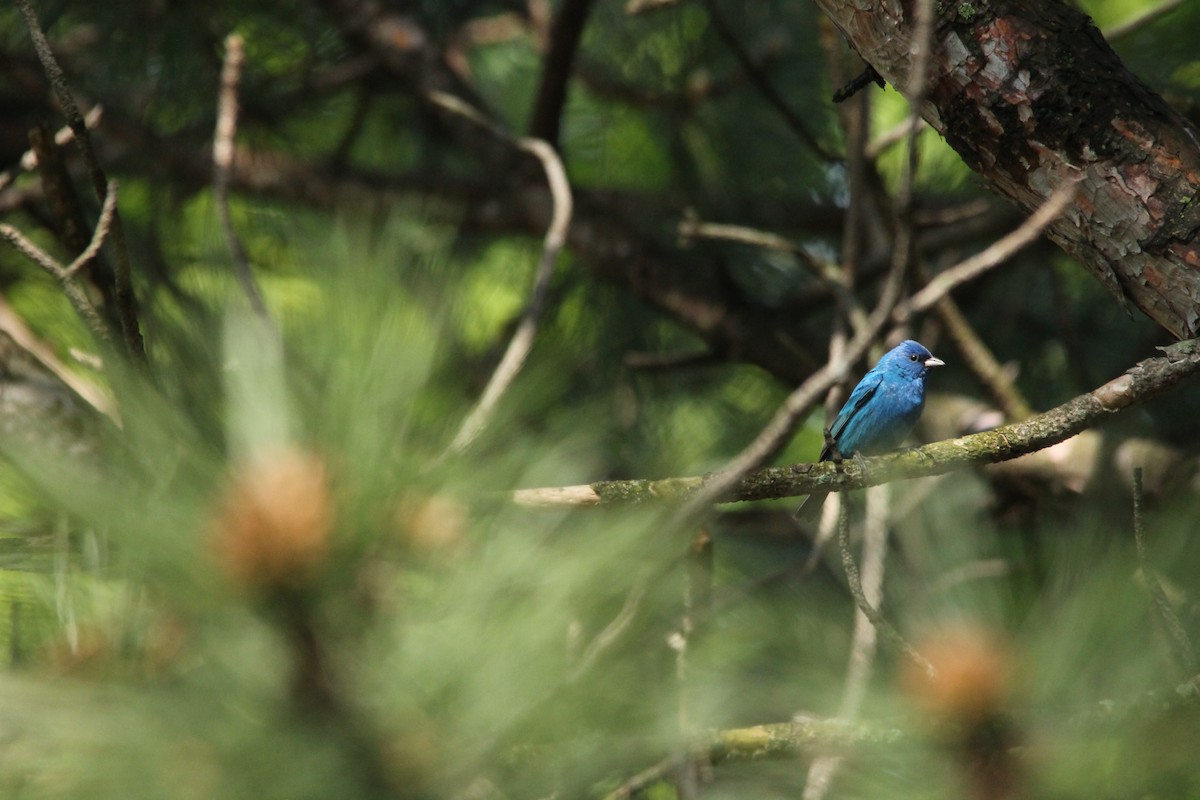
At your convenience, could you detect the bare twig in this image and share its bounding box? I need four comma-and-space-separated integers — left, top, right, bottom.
1104, 0, 1183, 40
699, 0, 839, 161
19, 106, 103, 172
511, 339, 1200, 507
802, 485, 890, 800
567, 578, 647, 682
16, 0, 145, 361
527, 0, 595, 147
3, 106, 102, 195
677, 217, 837, 282
676, 215, 870, 334
838, 501, 936, 679
865, 116, 928, 160
672, 529, 713, 800
0, 295, 116, 420
213, 33, 269, 319
65, 180, 119, 277
1132, 467, 1198, 675
433, 92, 574, 456
932, 288, 1034, 421
896, 179, 1081, 322
625, 0, 680, 14
0, 184, 116, 346
894, 0, 935, 215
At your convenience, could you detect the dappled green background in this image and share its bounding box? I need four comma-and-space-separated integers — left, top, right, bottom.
0, 0, 1198, 798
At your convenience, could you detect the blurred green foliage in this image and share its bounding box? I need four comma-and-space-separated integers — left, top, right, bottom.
0, 0, 1197, 798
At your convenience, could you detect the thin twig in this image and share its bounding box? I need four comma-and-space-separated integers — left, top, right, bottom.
677, 217, 837, 281
699, 0, 839, 161
432, 92, 574, 456
0, 180, 120, 344
802, 485, 889, 800
16, 0, 145, 361
676, 216, 869, 334
0, 295, 117, 420
625, 0, 680, 14
65, 180, 119, 277
1104, 0, 1183, 40
1132, 467, 1198, 675
603, 753, 686, 800
865, 116, 927, 160
672, 530, 713, 800
568, 579, 647, 683
0, 223, 112, 344
838, 502, 936, 680
213, 33, 270, 319
527, 0, 595, 147
878, 0, 933, 323
896, 179, 1080, 321
931, 286, 1034, 420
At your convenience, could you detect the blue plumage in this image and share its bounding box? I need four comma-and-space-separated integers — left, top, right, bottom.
797, 340, 943, 517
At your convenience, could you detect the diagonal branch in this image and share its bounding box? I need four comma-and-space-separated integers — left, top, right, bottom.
527, 0, 596, 147
895, 179, 1080, 322
699, 0, 839, 161
213, 33, 270, 319
1, 217, 113, 345
1132, 467, 1198, 675
434, 93, 574, 456
15, 0, 145, 362
511, 339, 1200, 507
837, 501, 936, 680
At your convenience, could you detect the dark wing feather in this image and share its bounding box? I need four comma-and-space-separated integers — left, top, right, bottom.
820, 370, 883, 461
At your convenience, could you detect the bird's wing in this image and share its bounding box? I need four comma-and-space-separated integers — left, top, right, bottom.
821, 370, 883, 461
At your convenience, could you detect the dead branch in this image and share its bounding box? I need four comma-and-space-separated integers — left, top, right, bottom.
838, 501, 937, 680
1132, 467, 1198, 675
213, 33, 270, 319
0, 181, 119, 345
15, 0, 145, 361
435, 92, 575, 456
896, 179, 1080, 322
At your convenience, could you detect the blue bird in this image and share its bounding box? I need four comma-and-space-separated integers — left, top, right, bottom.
796, 340, 944, 518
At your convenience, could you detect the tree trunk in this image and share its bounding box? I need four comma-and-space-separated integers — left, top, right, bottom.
816, 0, 1200, 339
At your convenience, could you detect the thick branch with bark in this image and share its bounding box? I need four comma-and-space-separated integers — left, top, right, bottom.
815, 0, 1200, 339
512, 340, 1200, 507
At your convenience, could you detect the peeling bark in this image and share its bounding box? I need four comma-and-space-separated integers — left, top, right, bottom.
815, 0, 1200, 338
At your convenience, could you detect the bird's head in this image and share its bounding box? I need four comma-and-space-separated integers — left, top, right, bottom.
884, 339, 944, 378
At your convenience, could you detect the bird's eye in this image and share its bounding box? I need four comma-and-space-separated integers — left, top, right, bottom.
909, 353, 919, 361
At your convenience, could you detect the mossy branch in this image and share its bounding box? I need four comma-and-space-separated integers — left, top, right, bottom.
513, 340, 1200, 508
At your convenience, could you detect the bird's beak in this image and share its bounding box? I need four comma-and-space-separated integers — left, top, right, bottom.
925, 356, 945, 368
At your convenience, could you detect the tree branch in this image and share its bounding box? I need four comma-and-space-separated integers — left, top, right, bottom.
511, 340, 1200, 507
527, 0, 595, 147
895, 178, 1080, 322
1132, 467, 1198, 675
815, 0, 1200, 340
15, 0, 145, 361
699, 0, 838, 161
0, 180, 119, 345
432, 93, 574, 456
213, 33, 270, 319
837, 501, 937, 680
